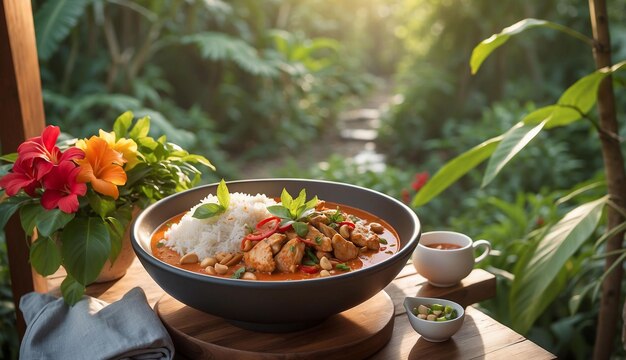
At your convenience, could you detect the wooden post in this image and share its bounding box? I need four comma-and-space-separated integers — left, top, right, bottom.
0, 0, 47, 337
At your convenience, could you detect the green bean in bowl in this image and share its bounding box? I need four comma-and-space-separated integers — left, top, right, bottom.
412, 303, 458, 321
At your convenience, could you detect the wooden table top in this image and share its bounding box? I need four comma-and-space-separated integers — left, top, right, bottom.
49, 258, 555, 359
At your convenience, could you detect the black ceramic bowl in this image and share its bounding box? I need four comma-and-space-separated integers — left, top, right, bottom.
131, 178, 421, 332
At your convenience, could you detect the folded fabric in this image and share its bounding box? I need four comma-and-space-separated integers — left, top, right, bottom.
20, 287, 174, 360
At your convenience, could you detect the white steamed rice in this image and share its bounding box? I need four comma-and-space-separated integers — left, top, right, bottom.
164, 192, 276, 259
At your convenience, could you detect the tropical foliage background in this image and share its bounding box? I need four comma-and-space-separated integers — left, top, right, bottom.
2, 0, 626, 358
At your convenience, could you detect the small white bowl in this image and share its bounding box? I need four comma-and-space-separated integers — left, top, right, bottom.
403, 296, 465, 342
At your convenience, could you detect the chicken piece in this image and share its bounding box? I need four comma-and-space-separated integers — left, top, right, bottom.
266, 233, 288, 254
309, 214, 329, 227
284, 229, 298, 240
243, 239, 276, 273
274, 238, 306, 273
317, 222, 338, 239
331, 234, 358, 261
306, 224, 333, 252
350, 224, 380, 250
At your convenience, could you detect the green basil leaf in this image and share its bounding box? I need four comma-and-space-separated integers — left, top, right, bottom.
231, 267, 246, 279
216, 179, 230, 209
193, 203, 225, 219
304, 196, 319, 212
113, 111, 134, 140
60, 274, 85, 306
30, 236, 61, 276
36, 209, 75, 237
291, 189, 307, 216
267, 205, 292, 219
280, 188, 293, 210
293, 222, 309, 237
61, 217, 111, 285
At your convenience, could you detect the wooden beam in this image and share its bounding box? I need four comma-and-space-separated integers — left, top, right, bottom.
0, 0, 47, 337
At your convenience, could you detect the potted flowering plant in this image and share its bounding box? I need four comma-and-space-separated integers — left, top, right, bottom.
0, 112, 214, 304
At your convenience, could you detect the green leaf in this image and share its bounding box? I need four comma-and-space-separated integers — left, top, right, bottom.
216, 179, 230, 209
193, 203, 225, 219
0, 196, 32, 230
19, 204, 43, 236
60, 275, 85, 306
521, 104, 582, 130
34, 0, 92, 61
470, 19, 592, 74
412, 136, 502, 207
36, 209, 74, 237
106, 217, 125, 264
511, 196, 607, 333
61, 217, 111, 285
231, 267, 246, 279
470, 19, 549, 74
181, 32, 279, 77
181, 154, 215, 170
30, 236, 61, 276
113, 111, 134, 140
0, 153, 17, 163
280, 188, 294, 210
267, 205, 292, 219
128, 116, 151, 139
293, 222, 309, 237
482, 121, 546, 187
304, 196, 319, 213
86, 190, 116, 218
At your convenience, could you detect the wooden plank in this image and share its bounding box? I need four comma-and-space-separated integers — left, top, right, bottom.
385, 265, 496, 314
371, 307, 555, 359
0, 0, 47, 337
156, 291, 395, 359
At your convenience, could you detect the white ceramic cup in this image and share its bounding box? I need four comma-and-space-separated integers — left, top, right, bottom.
412, 231, 491, 287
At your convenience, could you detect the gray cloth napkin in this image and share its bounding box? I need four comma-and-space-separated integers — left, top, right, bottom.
19, 287, 174, 360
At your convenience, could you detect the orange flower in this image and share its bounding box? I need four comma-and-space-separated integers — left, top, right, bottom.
76, 136, 127, 199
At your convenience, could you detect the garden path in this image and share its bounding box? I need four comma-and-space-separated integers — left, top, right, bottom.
241, 81, 397, 179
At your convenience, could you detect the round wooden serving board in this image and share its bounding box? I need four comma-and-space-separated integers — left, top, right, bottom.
155, 291, 394, 359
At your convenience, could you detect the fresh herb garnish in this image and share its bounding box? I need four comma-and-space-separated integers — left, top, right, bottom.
267, 188, 318, 237
290, 245, 296, 253
328, 208, 344, 223
156, 241, 165, 248
379, 238, 388, 245
314, 236, 322, 245
231, 266, 246, 279
305, 247, 319, 264
336, 263, 350, 271
193, 179, 230, 219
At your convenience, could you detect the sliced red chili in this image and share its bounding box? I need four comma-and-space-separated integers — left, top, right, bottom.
255, 216, 281, 230
296, 236, 317, 247
242, 217, 281, 246
278, 220, 294, 232
337, 221, 356, 229
299, 265, 319, 274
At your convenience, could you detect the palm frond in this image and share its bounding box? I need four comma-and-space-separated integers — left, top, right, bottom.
35, 0, 92, 61
181, 32, 280, 77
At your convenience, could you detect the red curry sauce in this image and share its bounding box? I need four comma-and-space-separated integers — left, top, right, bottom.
151, 202, 400, 280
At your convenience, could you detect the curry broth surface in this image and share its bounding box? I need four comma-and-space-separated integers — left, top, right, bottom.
151, 202, 400, 280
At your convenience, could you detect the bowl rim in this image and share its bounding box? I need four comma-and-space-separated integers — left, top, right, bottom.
403, 296, 466, 324
131, 177, 421, 288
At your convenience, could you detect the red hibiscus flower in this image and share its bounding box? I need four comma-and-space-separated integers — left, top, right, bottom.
40, 161, 87, 213
17, 125, 84, 180
0, 157, 41, 196
411, 172, 430, 192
